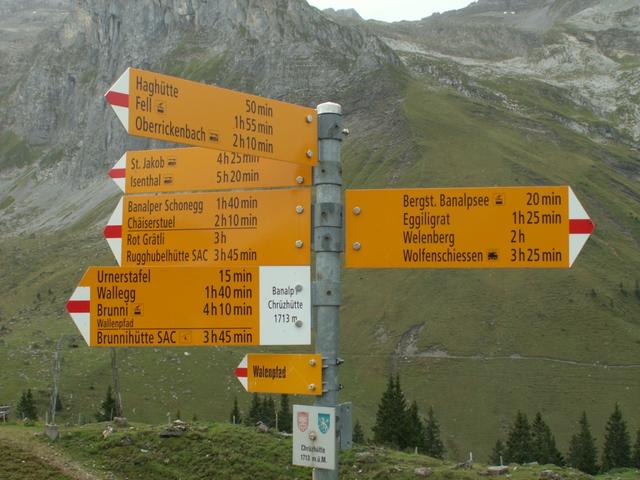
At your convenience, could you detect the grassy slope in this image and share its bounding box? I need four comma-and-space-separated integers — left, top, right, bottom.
1, 65, 639, 465
0, 438, 73, 480
339, 77, 640, 460
1, 422, 607, 480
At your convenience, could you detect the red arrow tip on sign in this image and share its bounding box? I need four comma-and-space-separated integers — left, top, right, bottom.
104, 90, 129, 108
66, 299, 90, 313
108, 167, 126, 179
569, 219, 595, 234
104, 225, 122, 239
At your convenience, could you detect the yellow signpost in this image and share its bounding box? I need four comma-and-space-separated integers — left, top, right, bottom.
235, 354, 322, 396
109, 147, 312, 194
66, 265, 311, 347
105, 68, 317, 165
104, 188, 311, 267
345, 186, 594, 269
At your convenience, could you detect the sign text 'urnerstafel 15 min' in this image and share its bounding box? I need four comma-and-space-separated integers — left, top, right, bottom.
66, 265, 310, 347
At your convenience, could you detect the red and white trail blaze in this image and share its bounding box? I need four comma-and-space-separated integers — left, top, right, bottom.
567, 187, 594, 266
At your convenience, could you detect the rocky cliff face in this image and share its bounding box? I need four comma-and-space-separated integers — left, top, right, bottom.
0, 0, 400, 234
0, 0, 72, 95
2, 0, 638, 234
339, 0, 640, 144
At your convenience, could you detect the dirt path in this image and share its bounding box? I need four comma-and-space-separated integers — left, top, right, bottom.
409, 350, 640, 368
0, 426, 105, 480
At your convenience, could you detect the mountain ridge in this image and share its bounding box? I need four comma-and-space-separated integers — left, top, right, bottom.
0, 0, 638, 463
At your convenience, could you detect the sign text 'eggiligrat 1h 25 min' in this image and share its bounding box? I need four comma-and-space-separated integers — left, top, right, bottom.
345, 186, 594, 269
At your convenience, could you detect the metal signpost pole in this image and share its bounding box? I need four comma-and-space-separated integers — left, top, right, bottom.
313, 102, 344, 480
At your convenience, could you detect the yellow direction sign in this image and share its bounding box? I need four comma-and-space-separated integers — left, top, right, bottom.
235, 354, 322, 396
66, 266, 311, 347
345, 186, 594, 269
109, 147, 312, 194
105, 68, 317, 165
104, 188, 311, 267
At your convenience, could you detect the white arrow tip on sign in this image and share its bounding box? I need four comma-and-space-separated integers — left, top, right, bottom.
108, 153, 126, 193
66, 286, 91, 345
235, 355, 248, 391
105, 68, 130, 131
104, 197, 123, 265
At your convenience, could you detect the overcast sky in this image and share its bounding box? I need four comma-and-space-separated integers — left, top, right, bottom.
306, 0, 475, 22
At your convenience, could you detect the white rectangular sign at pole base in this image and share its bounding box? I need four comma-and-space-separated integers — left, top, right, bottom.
292, 405, 336, 470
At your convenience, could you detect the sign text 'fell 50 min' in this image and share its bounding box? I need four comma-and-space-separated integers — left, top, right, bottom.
105, 68, 317, 166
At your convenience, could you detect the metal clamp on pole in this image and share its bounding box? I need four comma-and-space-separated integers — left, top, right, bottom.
314, 201, 343, 228
321, 356, 344, 369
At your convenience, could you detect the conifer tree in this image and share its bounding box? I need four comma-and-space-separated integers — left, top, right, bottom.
16, 389, 38, 420
632, 428, 640, 468
95, 385, 116, 422
505, 411, 532, 464
230, 396, 241, 424
353, 420, 365, 444
567, 411, 598, 475
372, 375, 412, 449
246, 393, 261, 425
373, 376, 399, 446
489, 439, 506, 465
278, 394, 292, 433
601, 403, 631, 471
404, 401, 425, 452
263, 396, 276, 428
548, 433, 565, 466
392, 375, 409, 449
531, 412, 563, 465
424, 406, 445, 459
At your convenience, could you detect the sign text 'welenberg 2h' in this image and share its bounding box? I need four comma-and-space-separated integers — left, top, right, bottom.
235, 354, 322, 396
66, 266, 310, 348
105, 68, 317, 165
109, 147, 312, 194
104, 188, 311, 268
346, 186, 594, 268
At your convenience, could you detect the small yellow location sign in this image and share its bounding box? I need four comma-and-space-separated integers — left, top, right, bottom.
109, 68, 317, 165
105, 188, 311, 267
66, 266, 311, 347
346, 186, 594, 269
236, 354, 322, 396
110, 147, 312, 194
